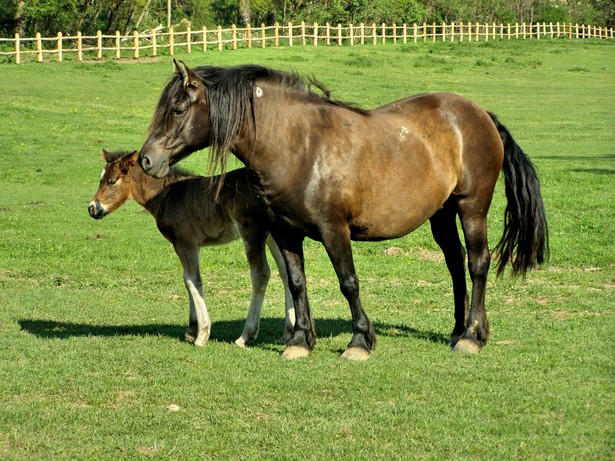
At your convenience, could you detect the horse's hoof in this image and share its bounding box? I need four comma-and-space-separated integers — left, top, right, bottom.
234, 337, 247, 348
340, 347, 371, 361
281, 345, 310, 360
452, 338, 481, 354
184, 332, 196, 343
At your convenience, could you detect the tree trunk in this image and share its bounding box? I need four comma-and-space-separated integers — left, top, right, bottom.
13, 0, 27, 35
239, 0, 251, 26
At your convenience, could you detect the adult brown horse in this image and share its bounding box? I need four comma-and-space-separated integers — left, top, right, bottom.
139, 61, 548, 360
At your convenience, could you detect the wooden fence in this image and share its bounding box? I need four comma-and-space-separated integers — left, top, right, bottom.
1, 21, 613, 64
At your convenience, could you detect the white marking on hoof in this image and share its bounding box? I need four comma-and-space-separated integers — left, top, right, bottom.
281, 345, 310, 360
452, 338, 481, 354
340, 347, 371, 361
234, 337, 247, 348
193, 330, 210, 347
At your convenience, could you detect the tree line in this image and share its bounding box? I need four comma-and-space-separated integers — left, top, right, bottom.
2, 0, 613, 38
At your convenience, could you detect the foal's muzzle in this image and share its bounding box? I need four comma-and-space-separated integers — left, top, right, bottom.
88, 201, 106, 220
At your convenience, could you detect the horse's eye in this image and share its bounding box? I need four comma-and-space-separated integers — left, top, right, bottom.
173, 106, 187, 117
108, 178, 117, 186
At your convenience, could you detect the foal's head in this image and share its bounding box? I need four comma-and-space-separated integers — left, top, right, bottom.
88, 150, 138, 219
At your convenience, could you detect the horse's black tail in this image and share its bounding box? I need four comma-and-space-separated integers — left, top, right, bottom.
489, 113, 549, 277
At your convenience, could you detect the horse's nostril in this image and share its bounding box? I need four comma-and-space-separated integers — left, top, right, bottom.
142, 155, 152, 168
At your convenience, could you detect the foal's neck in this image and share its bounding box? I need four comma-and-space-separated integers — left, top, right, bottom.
129, 166, 187, 213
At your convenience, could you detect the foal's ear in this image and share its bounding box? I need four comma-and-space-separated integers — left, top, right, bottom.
101, 149, 112, 162
173, 59, 203, 103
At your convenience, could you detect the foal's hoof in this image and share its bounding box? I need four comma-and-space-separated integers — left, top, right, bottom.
281, 345, 310, 360
193, 332, 210, 347
340, 347, 371, 361
452, 338, 481, 354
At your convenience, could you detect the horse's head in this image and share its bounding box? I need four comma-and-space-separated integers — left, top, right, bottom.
139, 60, 211, 178
88, 150, 138, 219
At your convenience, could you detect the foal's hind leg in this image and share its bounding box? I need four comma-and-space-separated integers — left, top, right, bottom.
235, 232, 271, 348
455, 205, 492, 353
429, 202, 469, 346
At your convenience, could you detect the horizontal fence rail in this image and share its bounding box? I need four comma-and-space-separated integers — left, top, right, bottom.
1, 21, 613, 64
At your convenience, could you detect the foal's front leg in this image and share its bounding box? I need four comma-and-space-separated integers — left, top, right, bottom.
174, 242, 211, 346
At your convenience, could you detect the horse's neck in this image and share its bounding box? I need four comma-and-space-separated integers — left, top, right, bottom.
129, 168, 185, 214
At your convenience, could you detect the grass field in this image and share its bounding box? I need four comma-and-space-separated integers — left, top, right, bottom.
0, 38, 614, 459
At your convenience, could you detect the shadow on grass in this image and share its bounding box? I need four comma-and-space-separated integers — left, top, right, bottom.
19, 318, 448, 346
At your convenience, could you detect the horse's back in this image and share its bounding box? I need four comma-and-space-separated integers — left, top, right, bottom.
337, 93, 503, 239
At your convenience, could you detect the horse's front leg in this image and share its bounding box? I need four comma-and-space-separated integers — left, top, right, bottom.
174, 242, 211, 347
271, 230, 315, 360
321, 226, 376, 361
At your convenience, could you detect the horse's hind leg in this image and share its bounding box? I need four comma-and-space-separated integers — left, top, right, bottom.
265, 236, 295, 344
456, 203, 492, 353
235, 232, 271, 347
429, 201, 469, 346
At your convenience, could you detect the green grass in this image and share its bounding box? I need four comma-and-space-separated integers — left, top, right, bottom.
1, 39, 614, 460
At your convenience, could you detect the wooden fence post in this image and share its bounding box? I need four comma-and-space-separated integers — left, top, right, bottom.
262, 23, 266, 48
326, 22, 331, 45
15, 33, 20, 64
77, 31, 83, 61
231, 24, 236, 50
274, 22, 279, 47
372, 23, 377, 45
289, 22, 294, 47
187, 26, 192, 53
413, 23, 418, 43
247, 24, 252, 48
202, 26, 207, 52
133, 31, 139, 58
115, 31, 120, 59
36, 32, 43, 62
349, 23, 354, 46
301, 21, 306, 46
57, 32, 63, 62
360, 23, 365, 45
392, 22, 397, 43
402, 23, 407, 43
382, 22, 386, 44
97, 30, 102, 59
169, 27, 175, 55
313, 22, 318, 46
152, 28, 158, 56
217, 25, 222, 51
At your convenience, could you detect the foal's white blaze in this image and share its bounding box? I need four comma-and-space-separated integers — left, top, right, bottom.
100, 168, 106, 181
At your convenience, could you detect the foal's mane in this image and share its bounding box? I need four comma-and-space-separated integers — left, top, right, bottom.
148, 64, 367, 177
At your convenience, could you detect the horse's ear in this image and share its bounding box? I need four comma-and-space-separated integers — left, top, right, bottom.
174, 59, 203, 103
101, 149, 111, 162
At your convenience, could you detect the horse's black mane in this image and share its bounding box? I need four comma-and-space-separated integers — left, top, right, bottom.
148, 64, 367, 177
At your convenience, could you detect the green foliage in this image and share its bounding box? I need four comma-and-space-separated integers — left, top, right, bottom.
1, 0, 614, 38
0, 40, 614, 459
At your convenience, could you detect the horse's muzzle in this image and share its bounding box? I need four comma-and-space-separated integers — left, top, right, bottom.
88, 201, 106, 219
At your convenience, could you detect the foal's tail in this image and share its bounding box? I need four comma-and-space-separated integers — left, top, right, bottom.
489, 113, 549, 277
